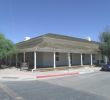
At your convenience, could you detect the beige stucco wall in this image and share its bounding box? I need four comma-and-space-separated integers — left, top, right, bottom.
36, 52, 43, 67
56, 53, 68, 66
71, 53, 102, 65
41, 52, 53, 67
15, 52, 103, 68
29, 52, 103, 67
71, 53, 81, 65
42, 52, 68, 67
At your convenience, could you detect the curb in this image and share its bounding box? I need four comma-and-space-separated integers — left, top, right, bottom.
36, 72, 79, 78
36, 70, 98, 79
0, 69, 100, 81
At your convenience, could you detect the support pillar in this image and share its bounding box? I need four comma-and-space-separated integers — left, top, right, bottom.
23, 52, 25, 62
68, 53, 71, 67
53, 52, 56, 69
90, 53, 93, 66
81, 53, 83, 66
105, 56, 108, 64
34, 51, 37, 70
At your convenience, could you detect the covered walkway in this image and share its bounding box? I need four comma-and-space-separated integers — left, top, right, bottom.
11, 33, 102, 71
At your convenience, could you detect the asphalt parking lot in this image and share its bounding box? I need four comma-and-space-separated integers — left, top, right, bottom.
0, 71, 110, 100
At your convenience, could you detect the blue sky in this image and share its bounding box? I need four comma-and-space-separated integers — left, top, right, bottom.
0, 0, 110, 43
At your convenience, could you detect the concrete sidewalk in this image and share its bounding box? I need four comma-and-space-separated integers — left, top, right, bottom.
0, 67, 101, 81
36, 66, 101, 78
0, 67, 35, 81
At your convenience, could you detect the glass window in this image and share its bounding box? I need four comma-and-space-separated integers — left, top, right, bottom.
56, 57, 59, 61
93, 54, 95, 60
56, 52, 59, 55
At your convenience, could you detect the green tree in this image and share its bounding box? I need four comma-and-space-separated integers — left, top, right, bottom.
99, 31, 110, 62
0, 33, 17, 67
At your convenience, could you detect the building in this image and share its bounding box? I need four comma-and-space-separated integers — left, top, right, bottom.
12, 33, 102, 70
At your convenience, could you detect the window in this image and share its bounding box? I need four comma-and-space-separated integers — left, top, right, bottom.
70, 53, 72, 63
56, 52, 59, 56
82, 54, 85, 60
56, 56, 59, 61
93, 54, 95, 60
56, 52, 60, 61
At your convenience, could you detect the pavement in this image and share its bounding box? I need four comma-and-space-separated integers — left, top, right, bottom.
0, 66, 101, 81
1, 71, 110, 100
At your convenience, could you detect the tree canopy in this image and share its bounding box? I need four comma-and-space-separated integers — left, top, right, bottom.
0, 33, 16, 66
99, 31, 110, 61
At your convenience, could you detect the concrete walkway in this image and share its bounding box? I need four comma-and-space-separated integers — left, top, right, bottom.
0, 66, 101, 81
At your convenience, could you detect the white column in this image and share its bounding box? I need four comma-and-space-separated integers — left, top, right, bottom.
34, 51, 37, 69
81, 53, 83, 66
23, 52, 25, 62
90, 54, 93, 66
15, 53, 18, 67
53, 52, 56, 69
105, 56, 108, 64
68, 53, 71, 67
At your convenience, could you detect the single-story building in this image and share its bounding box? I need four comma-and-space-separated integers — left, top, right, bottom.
11, 33, 104, 70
